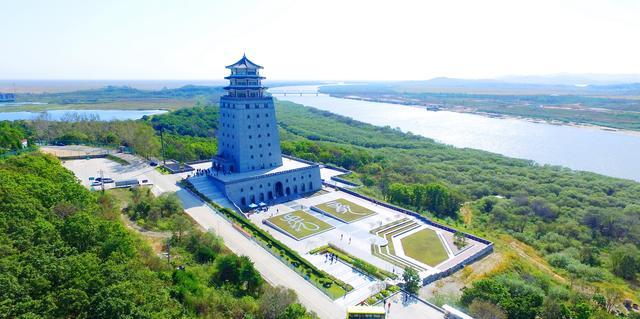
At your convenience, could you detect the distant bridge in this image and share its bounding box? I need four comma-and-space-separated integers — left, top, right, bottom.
269, 92, 320, 96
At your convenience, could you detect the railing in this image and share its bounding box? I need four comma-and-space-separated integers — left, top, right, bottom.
211, 164, 320, 185
330, 176, 361, 187
321, 163, 352, 174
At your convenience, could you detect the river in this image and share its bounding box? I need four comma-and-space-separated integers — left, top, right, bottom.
0, 109, 167, 121
271, 85, 640, 182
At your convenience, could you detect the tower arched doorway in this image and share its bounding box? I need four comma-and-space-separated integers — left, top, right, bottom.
275, 182, 284, 198
285, 187, 291, 196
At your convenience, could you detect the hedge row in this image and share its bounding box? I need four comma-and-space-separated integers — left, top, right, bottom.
180, 180, 354, 296
312, 243, 398, 280
365, 285, 400, 305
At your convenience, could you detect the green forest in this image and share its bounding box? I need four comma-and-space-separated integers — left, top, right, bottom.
0, 152, 315, 318
3, 97, 640, 318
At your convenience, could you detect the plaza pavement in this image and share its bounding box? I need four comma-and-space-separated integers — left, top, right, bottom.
381, 292, 446, 319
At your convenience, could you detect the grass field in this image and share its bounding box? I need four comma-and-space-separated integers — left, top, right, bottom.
266, 210, 334, 240
400, 228, 449, 267
313, 198, 376, 223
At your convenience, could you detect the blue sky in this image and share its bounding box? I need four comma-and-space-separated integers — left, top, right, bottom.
1, 0, 639, 80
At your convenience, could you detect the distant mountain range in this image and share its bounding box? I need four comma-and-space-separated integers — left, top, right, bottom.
498, 73, 640, 85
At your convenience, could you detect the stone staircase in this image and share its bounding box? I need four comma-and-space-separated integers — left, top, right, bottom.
188, 176, 235, 209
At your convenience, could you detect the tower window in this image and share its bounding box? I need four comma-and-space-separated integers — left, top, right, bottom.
264, 103, 268, 108
250, 145, 253, 149
248, 125, 251, 129
247, 115, 250, 119
246, 104, 250, 109
266, 114, 269, 117
249, 135, 252, 139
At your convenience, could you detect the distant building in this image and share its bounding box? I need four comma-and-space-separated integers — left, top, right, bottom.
0, 93, 16, 103
209, 55, 322, 208
20, 139, 28, 148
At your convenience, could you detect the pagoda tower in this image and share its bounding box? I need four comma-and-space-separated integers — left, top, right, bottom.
213, 55, 283, 173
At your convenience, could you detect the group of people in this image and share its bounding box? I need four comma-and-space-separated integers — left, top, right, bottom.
184, 167, 213, 180
325, 252, 339, 264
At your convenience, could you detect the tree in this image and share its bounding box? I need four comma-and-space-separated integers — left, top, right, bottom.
603, 287, 622, 313
454, 231, 468, 249
171, 214, 191, 242
278, 303, 315, 319
468, 300, 507, 319
403, 267, 420, 294
461, 279, 511, 307
211, 254, 263, 297
610, 244, 639, 280
260, 285, 298, 319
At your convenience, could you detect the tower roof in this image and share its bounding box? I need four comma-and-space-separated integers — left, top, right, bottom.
226, 54, 263, 69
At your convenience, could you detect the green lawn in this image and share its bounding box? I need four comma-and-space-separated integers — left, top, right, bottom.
400, 228, 449, 267
265, 210, 334, 240
313, 198, 376, 223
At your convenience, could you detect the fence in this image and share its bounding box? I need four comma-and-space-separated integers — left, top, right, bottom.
321, 163, 352, 174
330, 176, 361, 187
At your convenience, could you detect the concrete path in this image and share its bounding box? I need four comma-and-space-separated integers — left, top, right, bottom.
305, 253, 380, 308
381, 292, 445, 319
176, 188, 345, 319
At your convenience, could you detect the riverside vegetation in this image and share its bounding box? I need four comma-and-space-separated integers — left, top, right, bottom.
4, 97, 640, 318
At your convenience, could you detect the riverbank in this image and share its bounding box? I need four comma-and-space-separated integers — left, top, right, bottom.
331, 94, 640, 136
0, 99, 193, 113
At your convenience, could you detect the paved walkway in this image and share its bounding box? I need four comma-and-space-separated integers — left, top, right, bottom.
305, 253, 380, 307
381, 292, 445, 319
176, 188, 345, 319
